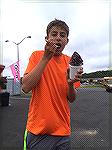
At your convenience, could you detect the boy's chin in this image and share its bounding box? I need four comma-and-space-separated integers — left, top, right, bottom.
54, 49, 63, 56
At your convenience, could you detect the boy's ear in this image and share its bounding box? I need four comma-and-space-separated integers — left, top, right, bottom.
45, 36, 48, 42
67, 38, 69, 44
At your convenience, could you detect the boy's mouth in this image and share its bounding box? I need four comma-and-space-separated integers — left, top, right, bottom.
55, 43, 61, 49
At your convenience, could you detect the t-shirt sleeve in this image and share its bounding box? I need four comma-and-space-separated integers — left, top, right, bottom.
74, 81, 80, 88
24, 51, 41, 75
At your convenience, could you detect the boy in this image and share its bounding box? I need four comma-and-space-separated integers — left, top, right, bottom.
22, 19, 83, 150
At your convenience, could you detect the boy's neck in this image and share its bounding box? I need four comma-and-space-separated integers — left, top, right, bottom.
54, 52, 63, 57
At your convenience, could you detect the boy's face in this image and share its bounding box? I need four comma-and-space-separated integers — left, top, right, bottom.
46, 26, 69, 56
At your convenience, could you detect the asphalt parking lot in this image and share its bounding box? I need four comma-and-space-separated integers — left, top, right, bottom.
0, 87, 112, 150
70, 88, 112, 150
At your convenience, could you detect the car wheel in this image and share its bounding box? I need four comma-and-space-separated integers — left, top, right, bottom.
106, 88, 111, 92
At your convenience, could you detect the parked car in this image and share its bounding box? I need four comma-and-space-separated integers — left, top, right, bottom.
102, 77, 112, 92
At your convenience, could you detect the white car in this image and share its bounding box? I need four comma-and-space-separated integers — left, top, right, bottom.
103, 77, 112, 92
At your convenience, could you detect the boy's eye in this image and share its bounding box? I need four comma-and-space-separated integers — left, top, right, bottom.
60, 33, 66, 37
60, 32, 66, 38
51, 33, 57, 36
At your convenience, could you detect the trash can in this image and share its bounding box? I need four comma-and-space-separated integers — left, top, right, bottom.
0, 92, 10, 106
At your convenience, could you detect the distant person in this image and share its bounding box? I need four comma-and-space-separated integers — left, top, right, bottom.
22, 19, 83, 150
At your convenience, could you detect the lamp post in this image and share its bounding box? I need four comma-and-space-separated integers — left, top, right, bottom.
5, 36, 31, 63
5, 36, 31, 95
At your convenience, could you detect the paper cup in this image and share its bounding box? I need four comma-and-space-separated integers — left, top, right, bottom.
69, 64, 81, 80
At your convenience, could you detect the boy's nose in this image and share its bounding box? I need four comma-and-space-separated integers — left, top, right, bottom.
56, 34, 61, 41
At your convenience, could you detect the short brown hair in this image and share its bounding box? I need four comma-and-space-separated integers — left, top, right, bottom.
46, 19, 69, 37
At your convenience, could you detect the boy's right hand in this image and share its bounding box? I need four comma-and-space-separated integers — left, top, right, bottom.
43, 39, 57, 61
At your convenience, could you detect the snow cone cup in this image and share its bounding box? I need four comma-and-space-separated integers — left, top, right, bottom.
69, 64, 82, 80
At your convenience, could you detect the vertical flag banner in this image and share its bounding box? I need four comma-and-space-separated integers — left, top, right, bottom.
10, 61, 20, 82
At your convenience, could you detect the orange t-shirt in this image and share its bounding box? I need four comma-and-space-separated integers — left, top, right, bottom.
25, 50, 80, 136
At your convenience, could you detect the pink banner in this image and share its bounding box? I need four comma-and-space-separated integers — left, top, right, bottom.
10, 61, 20, 82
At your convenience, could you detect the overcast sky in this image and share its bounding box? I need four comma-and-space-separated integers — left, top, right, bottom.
0, 0, 111, 77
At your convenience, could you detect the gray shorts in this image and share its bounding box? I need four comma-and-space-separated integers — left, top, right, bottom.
26, 131, 71, 150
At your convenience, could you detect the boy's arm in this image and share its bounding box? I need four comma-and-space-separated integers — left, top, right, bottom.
67, 83, 77, 103
22, 57, 49, 93
67, 68, 83, 103
22, 40, 57, 93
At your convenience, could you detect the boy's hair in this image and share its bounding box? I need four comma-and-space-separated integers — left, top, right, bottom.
46, 19, 69, 37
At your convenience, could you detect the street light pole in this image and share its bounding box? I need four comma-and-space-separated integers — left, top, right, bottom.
17, 44, 19, 64
5, 36, 31, 62
5, 36, 31, 95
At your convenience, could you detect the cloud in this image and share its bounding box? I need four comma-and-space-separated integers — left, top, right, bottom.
1, 0, 110, 77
